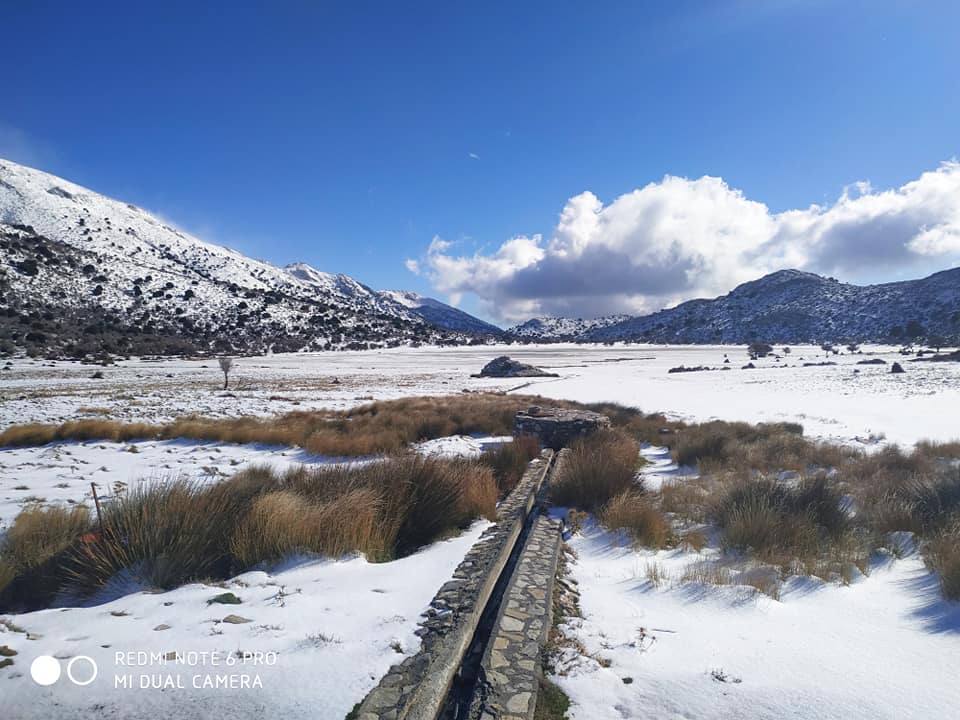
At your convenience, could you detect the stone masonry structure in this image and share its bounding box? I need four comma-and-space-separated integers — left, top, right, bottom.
514, 406, 610, 450
352, 450, 556, 720
468, 514, 563, 720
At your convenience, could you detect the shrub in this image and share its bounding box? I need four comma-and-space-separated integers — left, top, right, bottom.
601, 491, 672, 548
550, 430, 641, 511
3, 505, 91, 571
713, 476, 848, 558
480, 435, 541, 496
0, 558, 15, 596
868, 470, 960, 534
927, 524, 960, 600
231, 488, 386, 565
672, 421, 808, 472
67, 480, 248, 592
0, 423, 58, 447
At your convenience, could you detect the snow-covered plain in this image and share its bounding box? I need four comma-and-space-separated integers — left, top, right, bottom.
2, 343, 959, 719
2, 343, 958, 446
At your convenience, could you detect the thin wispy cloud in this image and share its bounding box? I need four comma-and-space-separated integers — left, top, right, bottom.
0, 123, 56, 168
408, 161, 960, 321
468, 152, 480, 160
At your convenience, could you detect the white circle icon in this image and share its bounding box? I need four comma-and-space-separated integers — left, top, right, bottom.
67, 656, 98, 686
30, 655, 61, 686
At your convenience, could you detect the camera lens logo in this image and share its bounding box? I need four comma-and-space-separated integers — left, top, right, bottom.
30, 656, 61, 686
30, 655, 98, 686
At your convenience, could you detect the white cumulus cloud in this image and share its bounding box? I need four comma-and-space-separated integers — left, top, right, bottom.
410, 161, 960, 322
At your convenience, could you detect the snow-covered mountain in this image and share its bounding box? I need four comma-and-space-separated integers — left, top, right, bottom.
508, 315, 630, 341
379, 290, 503, 335
520, 268, 960, 344
0, 158, 493, 357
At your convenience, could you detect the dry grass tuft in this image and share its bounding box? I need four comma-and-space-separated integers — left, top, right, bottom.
68, 479, 247, 592
644, 561, 669, 587
3, 505, 91, 571
0, 558, 15, 596
231, 488, 386, 565
926, 523, 960, 600
1, 453, 498, 608
713, 476, 849, 559
601, 491, 672, 548
550, 429, 641, 511
480, 435, 541, 496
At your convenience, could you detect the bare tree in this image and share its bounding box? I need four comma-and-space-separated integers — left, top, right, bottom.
218, 357, 233, 390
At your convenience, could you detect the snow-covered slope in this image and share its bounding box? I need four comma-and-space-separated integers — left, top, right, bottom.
0, 158, 473, 356
508, 315, 630, 341
511, 269, 960, 344
379, 290, 503, 335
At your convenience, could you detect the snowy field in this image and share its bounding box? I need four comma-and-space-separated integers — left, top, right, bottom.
2, 343, 958, 446
1, 521, 489, 719
550, 446, 960, 720
2, 343, 959, 719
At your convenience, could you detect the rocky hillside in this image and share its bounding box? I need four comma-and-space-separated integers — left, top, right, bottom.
508, 315, 630, 341
577, 269, 960, 344
379, 290, 503, 335
0, 158, 495, 358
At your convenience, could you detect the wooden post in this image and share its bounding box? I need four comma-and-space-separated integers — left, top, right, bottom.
91, 482, 104, 531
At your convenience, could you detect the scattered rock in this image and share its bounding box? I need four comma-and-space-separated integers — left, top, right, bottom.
221, 614, 252, 624
911, 350, 960, 363
741, 362, 756, 370
153, 624, 171, 632
622, 677, 634, 684
802, 361, 837, 367
207, 592, 242, 606
856, 358, 887, 365
890, 362, 905, 374
472, 356, 559, 378
0, 658, 13, 669
668, 365, 714, 374
109, 610, 130, 617
0, 646, 17, 657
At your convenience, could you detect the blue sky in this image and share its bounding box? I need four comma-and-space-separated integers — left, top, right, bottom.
4, 1, 960, 323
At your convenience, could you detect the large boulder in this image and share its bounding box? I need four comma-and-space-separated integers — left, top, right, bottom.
473, 356, 559, 378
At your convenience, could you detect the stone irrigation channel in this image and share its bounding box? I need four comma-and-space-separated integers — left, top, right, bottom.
352, 449, 568, 720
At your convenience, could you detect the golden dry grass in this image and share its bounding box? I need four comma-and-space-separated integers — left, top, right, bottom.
550, 429, 642, 511
480, 434, 541, 495
927, 523, 960, 600
3, 505, 91, 571
2, 452, 499, 608
0, 393, 565, 456
601, 491, 672, 548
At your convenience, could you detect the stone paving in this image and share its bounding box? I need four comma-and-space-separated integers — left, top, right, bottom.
469, 514, 563, 720
351, 450, 556, 720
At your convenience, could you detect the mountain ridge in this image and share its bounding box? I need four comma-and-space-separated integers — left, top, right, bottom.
515, 268, 960, 345
0, 158, 497, 357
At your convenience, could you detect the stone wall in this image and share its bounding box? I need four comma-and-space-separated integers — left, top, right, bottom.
514, 407, 610, 450
351, 450, 556, 720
